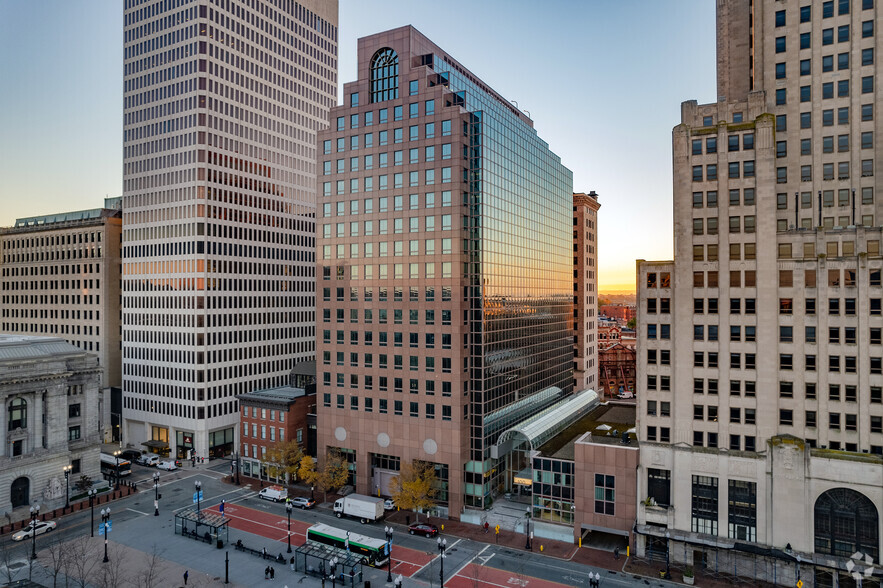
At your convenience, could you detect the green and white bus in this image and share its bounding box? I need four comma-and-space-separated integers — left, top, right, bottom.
306, 523, 389, 567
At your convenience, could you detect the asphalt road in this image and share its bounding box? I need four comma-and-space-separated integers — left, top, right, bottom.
0, 462, 674, 587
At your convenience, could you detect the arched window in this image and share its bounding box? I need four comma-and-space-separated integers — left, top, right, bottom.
8, 397, 26, 430
370, 48, 398, 103
10, 477, 29, 508
814, 488, 879, 560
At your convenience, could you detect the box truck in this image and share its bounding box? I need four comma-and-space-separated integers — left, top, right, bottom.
333, 494, 384, 523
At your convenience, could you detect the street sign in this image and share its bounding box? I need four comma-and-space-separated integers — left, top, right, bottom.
796, 580, 803, 588
192, 490, 204, 503
98, 521, 112, 535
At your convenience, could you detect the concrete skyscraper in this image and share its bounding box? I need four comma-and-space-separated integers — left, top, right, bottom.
122, 0, 337, 459
316, 27, 574, 516
637, 1, 882, 585
573, 191, 600, 393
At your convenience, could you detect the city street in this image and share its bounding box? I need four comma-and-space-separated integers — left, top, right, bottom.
0, 460, 675, 587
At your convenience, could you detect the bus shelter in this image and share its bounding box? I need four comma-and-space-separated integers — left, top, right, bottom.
174, 506, 229, 546
294, 543, 363, 587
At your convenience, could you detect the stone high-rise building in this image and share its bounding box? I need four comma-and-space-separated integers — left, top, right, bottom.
573, 192, 600, 393
636, 1, 882, 585
316, 26, 573, 516
122, 0, 337, 459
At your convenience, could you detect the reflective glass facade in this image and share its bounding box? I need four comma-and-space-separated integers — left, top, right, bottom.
317, 27, 572, 512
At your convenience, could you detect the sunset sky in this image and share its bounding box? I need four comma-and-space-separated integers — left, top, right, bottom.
0, 1, 717, 292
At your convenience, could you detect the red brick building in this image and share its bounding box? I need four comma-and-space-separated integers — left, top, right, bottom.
599, 342, 637, 399
237, 385, 315, 483
599, 304, 636, 322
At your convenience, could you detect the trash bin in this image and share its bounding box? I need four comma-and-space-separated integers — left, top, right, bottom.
365, 583, 371, 588
217, 539, 224, 549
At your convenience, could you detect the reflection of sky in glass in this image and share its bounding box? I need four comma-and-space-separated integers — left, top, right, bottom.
432, 56, 574, 487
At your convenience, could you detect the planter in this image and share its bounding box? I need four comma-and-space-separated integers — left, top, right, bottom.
683, 574, 694, 585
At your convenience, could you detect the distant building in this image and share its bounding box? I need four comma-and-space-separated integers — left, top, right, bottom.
598, 342, 636, 399
0, 198, 122, 389
573, 192, 600, 392
599, 304, 636, 323
237, 384, 316, 483
1, 335, 102, 515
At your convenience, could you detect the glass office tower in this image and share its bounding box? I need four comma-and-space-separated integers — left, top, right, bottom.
122, 0, 337, 459
317, 26, 573, 514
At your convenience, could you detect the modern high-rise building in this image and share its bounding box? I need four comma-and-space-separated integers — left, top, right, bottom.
636, 1, 882, 585
316, 26, 573, 515
0, 198, 122, 388
122, 0, 337, 459
573, 191, 600, 392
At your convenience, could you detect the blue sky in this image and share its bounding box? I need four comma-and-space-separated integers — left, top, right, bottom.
0, 1, 716, 291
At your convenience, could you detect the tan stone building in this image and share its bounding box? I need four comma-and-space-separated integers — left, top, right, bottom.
637, 2, 883, 585
574, 192, 600, 392
0, 199, 122, 388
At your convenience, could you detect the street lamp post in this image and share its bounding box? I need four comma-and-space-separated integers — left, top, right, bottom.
329, 556, 339, 588
194, 481, 202, 531
525, 507, 532, 550
385, 526, 394, 582
311, 485, 315, 501
153, 472, 160, 516
88, 489, 97, 537
394, 574, 403, 588
101, 508, 111, 563
437, 537, 447, 586
286, 502, 293, 553
29, 505, 40, 560
63, 465, 72, 510
113, 450, 121, 491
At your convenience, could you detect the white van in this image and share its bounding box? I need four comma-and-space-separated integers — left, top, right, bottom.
138, 453, 160, 467
258, 486, 288, 502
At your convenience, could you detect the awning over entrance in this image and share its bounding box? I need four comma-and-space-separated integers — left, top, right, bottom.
513, 467, 532, 486
142, 439, 169, 449
491, 389, 600, 459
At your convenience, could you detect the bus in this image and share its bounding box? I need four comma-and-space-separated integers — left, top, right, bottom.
306, 523, 389, 567
100, 453, 132, 478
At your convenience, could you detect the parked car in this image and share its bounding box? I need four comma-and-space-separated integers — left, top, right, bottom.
408, 522, 439, 537
13, 520, 56, 541
120, 449, 143, 463
616, 390, 636, 400
290, 497, 316, 509
383, 499, 396, 511
156, 460, 178, 471
258, 486, 288, 502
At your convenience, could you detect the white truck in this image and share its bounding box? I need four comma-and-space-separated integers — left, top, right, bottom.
333, 494, 384, 523
258, 485, 288, 502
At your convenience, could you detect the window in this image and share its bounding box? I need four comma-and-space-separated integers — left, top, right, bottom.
839, 53, 850, 70
370, 48, 399, 102
8, 397, 26, 430
776, 63, 786, 79
801, 5, 812, 21
594, 474, 615, 515
775, 10, 786, 26
839, 24, 851, 42
775, 37, 786, 53
814, 488, 879, 559
801, 59, 812, 75
801, 85, 812, 102
728, 481, 757, 542
863, 20, 874, 37
692, 476, 719, 535
776, 88, 787, 105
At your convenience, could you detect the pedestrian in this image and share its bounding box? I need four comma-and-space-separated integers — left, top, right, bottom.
265, 566, 269, 580
290, 556, 295, 571
614, 547, 620, 560
484, 521, 489, 534
183, 570, 189, 585
262, 547, 267, 559
270, 566, 275, 580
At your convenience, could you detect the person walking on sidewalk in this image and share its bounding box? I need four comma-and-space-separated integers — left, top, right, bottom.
484, 521, 489, 534
183, 570, 188, 585
270, 566, 275, 580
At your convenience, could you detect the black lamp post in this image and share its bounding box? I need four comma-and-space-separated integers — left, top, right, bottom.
394, 574, 403, 588
29, 505, 40, 560
437, 537, 447, 586
311, 485, 315, 501
194, 481, 202, 531
101, 507, 111, 563
88, 489, 97, 537
525, 507, 532, 550
153, 472, 160, 516
286, 502, 293, 553
63, 465, 72, 510
113, 450, 121, 491
385, 525, 394, 582
329, 556, 339, 588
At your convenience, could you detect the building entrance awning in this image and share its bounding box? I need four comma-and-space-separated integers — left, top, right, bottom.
513, 467, 532, 486
143, 439, 169, 449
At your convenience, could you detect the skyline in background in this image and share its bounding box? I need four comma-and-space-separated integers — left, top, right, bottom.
0, 1, 717, 292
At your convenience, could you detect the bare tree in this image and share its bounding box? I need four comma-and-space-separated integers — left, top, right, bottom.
467, 562, 488, 588
134, 544, 165, 588
0, 541, 26, 586
43, 536, 72, 588
91, 544, 127, 588
62, 536, 100, 588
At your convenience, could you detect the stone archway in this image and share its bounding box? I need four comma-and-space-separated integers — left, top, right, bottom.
814, 487, 879, 561
10, 477, 29, 508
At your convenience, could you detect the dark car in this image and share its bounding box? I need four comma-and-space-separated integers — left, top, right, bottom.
408, 522, 439, 537
120, 449, 143, 463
